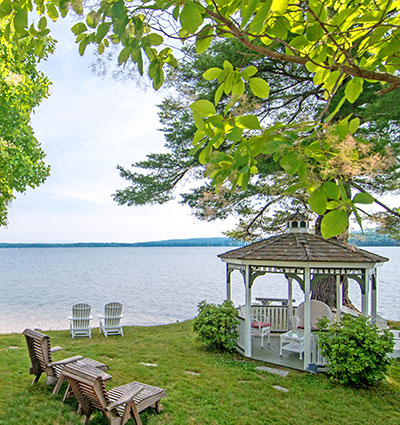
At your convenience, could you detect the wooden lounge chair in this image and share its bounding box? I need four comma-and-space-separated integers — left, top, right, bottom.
62, 363, 166, 425
98, 302, 124, 337
23, 328, 83, 386
69, 303, 93, 338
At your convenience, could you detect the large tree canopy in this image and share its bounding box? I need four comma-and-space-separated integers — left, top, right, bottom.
0, 18, 53, 225
4, 0, 400, 238
114, 39, 399, 240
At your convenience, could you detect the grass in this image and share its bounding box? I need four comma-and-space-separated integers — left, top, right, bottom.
0, 321, 399, 425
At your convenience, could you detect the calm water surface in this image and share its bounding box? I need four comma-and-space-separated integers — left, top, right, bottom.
0, 246, 398, 333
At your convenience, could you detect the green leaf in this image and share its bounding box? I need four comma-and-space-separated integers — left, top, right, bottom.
353, 192, 374, 204
309, 187, 327, 215
321, 209, 349, 239
14, 9, 28, 31
262, 139, 284, 154
326, 95, 346, 123
173, 6, 180, 21
190, 100, 217, 117
71, 22, 87, 35
242, 65, 258, 80
96, 22, 112, 43
148, 33, 164, 46
46, 4, 59, 21
78, 37, 90, 56
86, 10, 100, 28
203, 68, 222, 81
249, 77, 270, 98
248, 1, 271, 33
199, 144, 213, 164
271, 0, 288, 14
345, 77, 363, 104
349, 117, 360, 134
241, 0, 260, 28
180, 3, 203, 34
214, 84, 224, 104
71, 0, 83, 15
322, 181, 340, 200
280, 152, 300, 175
118, 46, 132, 65
196, 32, 213, 54
33, 39, 44, 57
232, 80, 245, 96
236, 115, 262, 130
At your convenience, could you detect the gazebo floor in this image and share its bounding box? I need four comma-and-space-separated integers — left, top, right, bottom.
240, 334, 305, 371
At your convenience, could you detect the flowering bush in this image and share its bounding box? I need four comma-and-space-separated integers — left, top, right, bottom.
193, 300, 239, 352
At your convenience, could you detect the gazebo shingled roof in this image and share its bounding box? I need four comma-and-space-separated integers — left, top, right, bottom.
218, 233, 389, 264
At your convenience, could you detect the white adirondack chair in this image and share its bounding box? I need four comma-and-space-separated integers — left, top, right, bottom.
98, 302, 124, 337
68, 303, 93, 338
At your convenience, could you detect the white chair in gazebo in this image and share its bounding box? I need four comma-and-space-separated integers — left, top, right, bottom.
98, 302, 124, 337
238, 305, 271, 346
69, 303, 93, 338
293, 300, 334, 330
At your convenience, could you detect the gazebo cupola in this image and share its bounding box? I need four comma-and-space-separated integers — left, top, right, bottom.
285, 211, 311, 233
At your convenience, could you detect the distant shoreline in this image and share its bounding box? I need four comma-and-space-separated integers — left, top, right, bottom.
0, 237, 243, 249
0, 234, 398, 248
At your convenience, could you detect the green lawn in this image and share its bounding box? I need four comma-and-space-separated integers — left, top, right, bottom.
0, 321, 399, 425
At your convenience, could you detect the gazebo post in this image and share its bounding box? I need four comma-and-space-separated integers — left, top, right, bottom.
371, 271, 377, 323
336, 274, 342, 324
287, 277, 293, 330
303, 267, 312, 369
362, 270, 370, 317
226, 266, 232, 302
244, 265, 252, 357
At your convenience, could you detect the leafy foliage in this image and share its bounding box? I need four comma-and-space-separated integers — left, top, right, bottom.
318, 315, 394, 387
4, 0, 400, 238
0, 19, 54, 225
192, 300, 239, 352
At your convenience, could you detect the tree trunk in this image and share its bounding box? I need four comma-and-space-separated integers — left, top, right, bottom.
312, 215, 358, 311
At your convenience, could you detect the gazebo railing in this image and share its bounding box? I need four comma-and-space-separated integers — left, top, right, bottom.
311, 334, 328, 366
236, 316, 245, 351
250, 305, 295, 332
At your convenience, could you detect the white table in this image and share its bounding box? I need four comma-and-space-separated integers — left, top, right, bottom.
280, 330, 305, 360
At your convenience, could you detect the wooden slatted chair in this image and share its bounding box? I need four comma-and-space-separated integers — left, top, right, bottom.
62, 363, 166, 425
69, 303, 93, 338
23, 328, 83, 386
98, 302, 124, 337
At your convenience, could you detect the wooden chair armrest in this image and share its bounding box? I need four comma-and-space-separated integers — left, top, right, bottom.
49, 355, 83, 366
106, 385, 144, 411
50, 346, 63, 353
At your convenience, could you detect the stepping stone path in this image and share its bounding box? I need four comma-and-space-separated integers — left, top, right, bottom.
139, 362, 158, 367
273, 385, 289, 392
255, 366, 289, 377
185, 371, 201, 376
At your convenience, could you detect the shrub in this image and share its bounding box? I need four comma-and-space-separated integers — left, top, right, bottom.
192, 300, 239, 352
317, 315, 394, 387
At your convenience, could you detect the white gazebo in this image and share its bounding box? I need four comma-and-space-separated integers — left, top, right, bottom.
218, 213, 389, 371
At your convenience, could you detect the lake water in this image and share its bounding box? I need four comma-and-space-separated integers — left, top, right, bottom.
0, 246, 398, 334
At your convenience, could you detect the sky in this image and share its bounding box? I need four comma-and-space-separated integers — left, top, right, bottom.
0, 18, 236, 243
